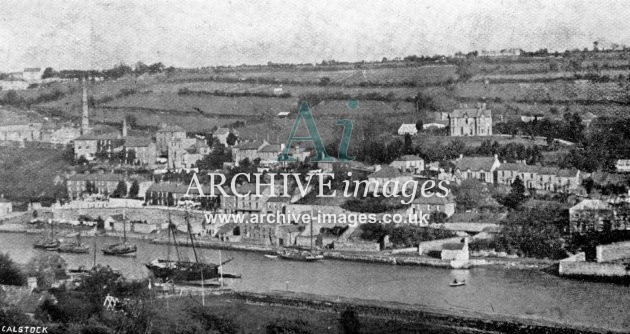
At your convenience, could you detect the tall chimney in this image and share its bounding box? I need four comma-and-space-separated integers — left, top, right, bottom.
122, 118, 127, 137
81, 82, 89, 135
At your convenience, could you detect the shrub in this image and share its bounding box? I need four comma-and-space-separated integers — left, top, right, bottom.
265, 318, 312, 334
0, 253, 26, 286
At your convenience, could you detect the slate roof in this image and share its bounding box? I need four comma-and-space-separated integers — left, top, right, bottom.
214, 128, 230, 136
157, 125, 185, 133
68, 173, 124, 182
147, 182, 212, 195
571, 199, 610, 211
223, 182, 268, 196
395, 155, 423, 162
411, 194, 454, 205
369, 166, 405, 178
442, 242, 465, 250
124, 137, 153, 147
496, 163, 578, 177
74, 133, 120, 141
259, 143, 282, 153
455, 157, 496, 171
235, 140, 265, 150
450, 107, 492, 118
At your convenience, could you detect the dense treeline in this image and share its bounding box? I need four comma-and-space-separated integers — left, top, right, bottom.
0, 89, 66, 108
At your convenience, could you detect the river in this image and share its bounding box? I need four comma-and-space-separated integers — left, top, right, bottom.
1, 233, 628, 331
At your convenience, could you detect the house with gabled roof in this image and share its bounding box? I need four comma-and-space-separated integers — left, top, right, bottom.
367, 166, 414, 194
156, 125, 186, 156
407, 193, 456, 217
397, 123, 418, 136
73, 132, 123, 161
221, 182, 271, 213
453, 155, 500, 183
569, 199, 630, 233
124, 137, 156, 166
66, 172, 124, 199
449, 103, 492, 136
390, 155, 425, 174
23, 67, 44, 83
495, 162, 581, 193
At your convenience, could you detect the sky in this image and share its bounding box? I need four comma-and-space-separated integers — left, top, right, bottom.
1, 0, 630, 71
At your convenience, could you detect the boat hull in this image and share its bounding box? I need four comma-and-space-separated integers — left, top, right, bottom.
278, 250, 324, 262
145, 259, 221, 282
33, 240, 60, 251
58, 244, 90, 254
102, 243, 137, 256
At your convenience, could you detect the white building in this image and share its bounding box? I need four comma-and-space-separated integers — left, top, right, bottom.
23, 68, 45, 83
397, 123, 418, 136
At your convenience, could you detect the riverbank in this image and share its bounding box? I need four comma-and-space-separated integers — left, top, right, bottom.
149, 234, 556, 270
175, 290, 617, 333
0, 226, 556, 271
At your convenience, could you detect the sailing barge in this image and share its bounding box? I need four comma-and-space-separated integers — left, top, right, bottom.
145, 211, 240, 282
102, 211, 137, 256
33, 220, 60, 250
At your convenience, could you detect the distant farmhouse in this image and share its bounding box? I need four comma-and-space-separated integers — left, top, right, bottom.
478, 48, 522, 57
22, 68, 45, 83
397, 123, 418, 136
449, 103, 492, 137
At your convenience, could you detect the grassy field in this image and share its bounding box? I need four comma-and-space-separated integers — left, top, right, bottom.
0, 145, 71, 202
413, 134, 549, 148
168, 64, 458, 86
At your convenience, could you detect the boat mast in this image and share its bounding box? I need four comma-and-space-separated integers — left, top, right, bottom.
310, 208, 314, 251
92, 229, 97, 267
122, 208, 127, 243
186, 210, 199, 263
166, 213, 171, 262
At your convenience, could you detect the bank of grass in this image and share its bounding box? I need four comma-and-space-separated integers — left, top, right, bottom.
413, 134, 548, 148
0, 146, 71, 202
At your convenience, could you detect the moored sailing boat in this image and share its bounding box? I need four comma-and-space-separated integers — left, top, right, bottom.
58, 230, 90, 254
278, 212, 324, 262
102, 210, 137, 256
33, 220, 60, 250
145, 211, 239, 282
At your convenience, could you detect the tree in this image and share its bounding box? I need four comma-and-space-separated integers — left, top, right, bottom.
112, 180, 128, 198
403, 134, 413, 154
0, 253, 26, 286
340, 307, 361, 334
495, 204, 569, 259
415, 120, 423, 132
42, 67, 55, 79
502, 176, 526, 210
452, 179, 488, 211
125, 114, 138, 128
226, 132, 238, 146
455, 60, 474, 82
266, 318, 312, 334
125, 149, 137, 165
77, 155, 88, 165
129, 180, 140, 198
25, 253, 67, 288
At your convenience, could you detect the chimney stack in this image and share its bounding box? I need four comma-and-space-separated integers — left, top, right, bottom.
81, 81, 89, 135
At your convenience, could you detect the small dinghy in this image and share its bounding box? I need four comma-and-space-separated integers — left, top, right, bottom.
264, 254, 278, 259
449, 279, 466, 287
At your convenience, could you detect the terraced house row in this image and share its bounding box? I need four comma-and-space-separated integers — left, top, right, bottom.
453, 155, 581, 194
